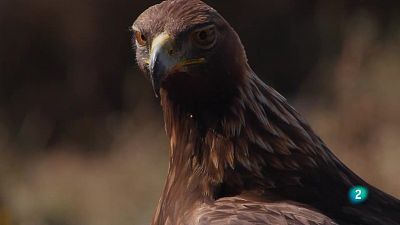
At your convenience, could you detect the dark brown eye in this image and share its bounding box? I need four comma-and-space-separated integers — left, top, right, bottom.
134, 31, 147, 46
198, 31, 208, 41
192, 25, 217, 49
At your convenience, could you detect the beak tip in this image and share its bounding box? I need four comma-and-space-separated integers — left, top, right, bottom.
150, 76, 160, 98
153, 89, 160, 98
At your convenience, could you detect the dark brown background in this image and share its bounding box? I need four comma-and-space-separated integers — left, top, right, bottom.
0, 0, 399, 224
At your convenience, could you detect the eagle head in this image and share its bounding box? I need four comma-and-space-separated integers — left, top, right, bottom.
132, 0, 248, 102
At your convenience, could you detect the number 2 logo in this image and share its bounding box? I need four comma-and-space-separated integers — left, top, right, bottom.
349, 186, 368, 204
355, 189, 362, 200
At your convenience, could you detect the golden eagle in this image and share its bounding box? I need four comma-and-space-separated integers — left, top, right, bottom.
132, 0, 400, 224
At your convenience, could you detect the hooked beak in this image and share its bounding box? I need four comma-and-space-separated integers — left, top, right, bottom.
149, 33, 206, 97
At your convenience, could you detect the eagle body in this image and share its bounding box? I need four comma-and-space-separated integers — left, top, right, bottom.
132, 0, 400, 224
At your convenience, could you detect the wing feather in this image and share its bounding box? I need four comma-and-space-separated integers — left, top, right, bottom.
192, 197, 338, 225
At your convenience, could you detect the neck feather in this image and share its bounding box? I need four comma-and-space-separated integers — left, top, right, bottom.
159, 69, 332, 196
155, 69, 400, 225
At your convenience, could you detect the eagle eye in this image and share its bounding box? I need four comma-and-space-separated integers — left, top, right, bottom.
134, 30, 147, 46
192, 25, 217, 49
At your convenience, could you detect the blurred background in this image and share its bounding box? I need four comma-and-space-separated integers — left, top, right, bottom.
0, 0, 399, 224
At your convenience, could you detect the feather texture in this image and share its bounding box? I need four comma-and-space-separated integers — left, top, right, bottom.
132, 1, 400, 225
193, 196, 337, 225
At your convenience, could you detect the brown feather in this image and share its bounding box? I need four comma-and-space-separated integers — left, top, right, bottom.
133, 1, 400, 225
